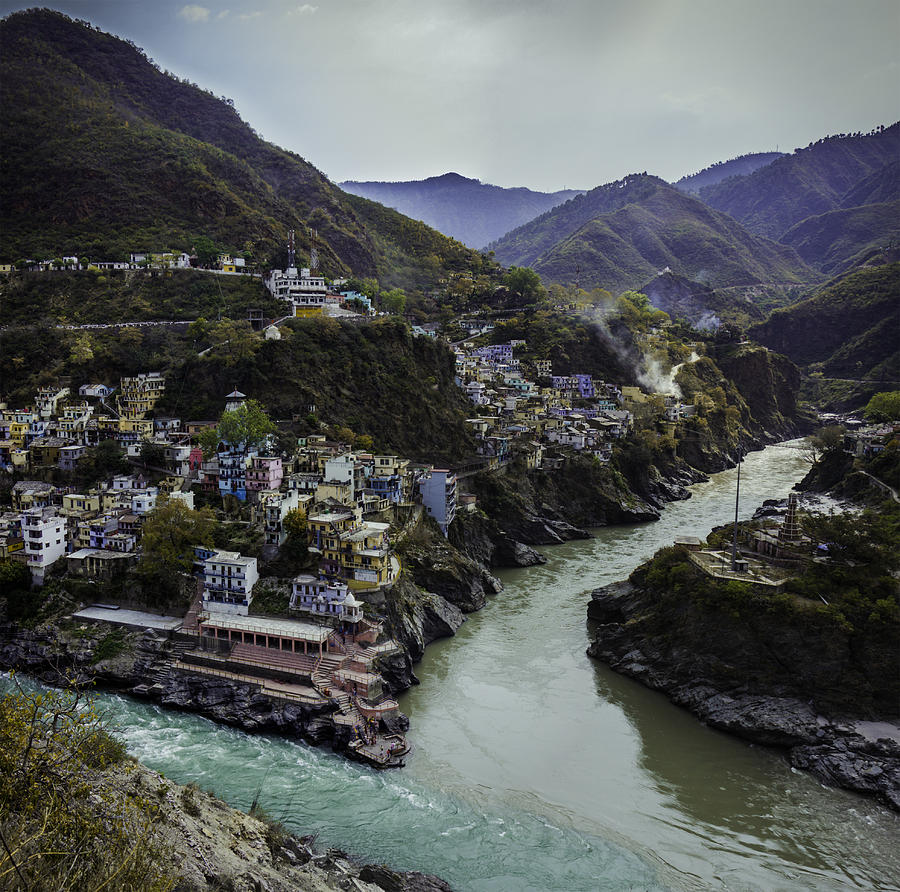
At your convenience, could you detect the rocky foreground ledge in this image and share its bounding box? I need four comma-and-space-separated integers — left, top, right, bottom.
587, 580, 900, 811
94, 758, 450, 892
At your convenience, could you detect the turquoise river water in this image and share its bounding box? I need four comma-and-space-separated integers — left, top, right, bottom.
9, 444, 900, 890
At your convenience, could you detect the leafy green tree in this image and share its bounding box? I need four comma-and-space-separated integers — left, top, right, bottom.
193, 235, 218, 266
503, 266, 545, 303
281, 507, 308, 563
68, 333, 94, 364
0, 559, 33, 620
196, 426, 220, 460
803, 425, 845, 463
864, 391, 900, 423
209, 318, 258, 365
138, 498, 216, 580
218, 398, 276, 449
139, 440, 166, 470
76, 439, 128, 484
380, 288, 407, 315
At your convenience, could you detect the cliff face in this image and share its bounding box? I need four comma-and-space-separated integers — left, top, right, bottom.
586, 569, 900, 810
711, 344, 806, 440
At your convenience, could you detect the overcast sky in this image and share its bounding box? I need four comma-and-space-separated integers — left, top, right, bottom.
2, 0, 898, 191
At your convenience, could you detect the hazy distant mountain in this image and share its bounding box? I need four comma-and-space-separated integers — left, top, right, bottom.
674, 152, 784, 194
0, 9, 482, 289
339, 173, 583, 249
487, 174, 817, 293
696, 125, 900, 241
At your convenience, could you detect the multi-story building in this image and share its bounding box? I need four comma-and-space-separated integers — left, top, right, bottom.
34, 386, 69, 419
58, 444, 87, 472
419, 469, 458, 536
307, 510, 394, 586
218, 445, 255, 501
20, 507, 66, 583
201, 550, 259, 615
290, 575, 363, 624
246, 455, 284, 496
117, 373, 165, 420
257, 488, 301, 546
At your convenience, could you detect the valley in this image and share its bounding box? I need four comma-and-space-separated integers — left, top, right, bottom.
0, 7, 898, 891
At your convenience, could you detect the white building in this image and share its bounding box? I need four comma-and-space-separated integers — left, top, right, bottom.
201, 550, 259, 615
290, 575, 364, 624
20, 507, 66, 583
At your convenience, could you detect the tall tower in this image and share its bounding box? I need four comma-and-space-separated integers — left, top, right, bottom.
780, 492, 802, 544
287, 229, 296, 271
309, 227, 318, 271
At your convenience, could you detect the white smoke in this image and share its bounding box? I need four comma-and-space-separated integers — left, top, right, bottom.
636, 351, 699, 398
695, 311, 721, 331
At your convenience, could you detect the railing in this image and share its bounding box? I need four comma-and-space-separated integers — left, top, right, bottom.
173, 661, 321, 705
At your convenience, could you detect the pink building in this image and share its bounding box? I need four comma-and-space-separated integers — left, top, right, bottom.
246, 455, 283, 493
188, 446, 204, 473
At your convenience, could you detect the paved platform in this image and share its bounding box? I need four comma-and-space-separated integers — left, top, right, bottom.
73, 605, 184, 632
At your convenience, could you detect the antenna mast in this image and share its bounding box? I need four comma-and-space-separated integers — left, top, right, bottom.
287, 229, 296, 269
731, 448, 742, 570
309, 227, 318, 272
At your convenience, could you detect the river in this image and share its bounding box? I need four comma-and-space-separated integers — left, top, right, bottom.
17, 444, 900, 890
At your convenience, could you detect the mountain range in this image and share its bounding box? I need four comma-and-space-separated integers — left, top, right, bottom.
2, 7, 897, 329
486, 174, 817, 293
674, 152, 785, 194
340, 173, 582, 250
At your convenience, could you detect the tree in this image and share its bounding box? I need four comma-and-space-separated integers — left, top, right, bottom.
281, 507, 308, 564
197, 426, 220, 460
217, 399, 276, 450
503, 266, 545, 304
77, 439, 128, 484
864, 391, 900, 423
0, 560, 33, 621
803, 425, 846, 463
0, 678, 174, 890
193, 235, 218, 267
209, 319, 258, 365
380, 288, 407, 315
139, 440, 166, 470
138, 498, 216, 580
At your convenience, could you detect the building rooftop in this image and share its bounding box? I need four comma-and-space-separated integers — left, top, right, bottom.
200, 613, 332, 642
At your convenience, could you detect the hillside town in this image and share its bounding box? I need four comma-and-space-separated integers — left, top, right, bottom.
0, 323, 697, 766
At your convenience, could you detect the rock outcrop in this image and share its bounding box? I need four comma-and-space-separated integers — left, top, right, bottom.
587, 578, 900, 810
94, 758, 451, 891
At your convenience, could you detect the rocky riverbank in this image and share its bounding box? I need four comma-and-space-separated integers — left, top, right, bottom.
587, 577, 900, 811
112, 761, 453, 891
0, 619, 409, 764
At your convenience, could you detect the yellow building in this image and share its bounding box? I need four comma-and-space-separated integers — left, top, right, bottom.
61, 492, 101, 520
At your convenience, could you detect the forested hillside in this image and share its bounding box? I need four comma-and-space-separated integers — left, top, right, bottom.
340, 173, 583, 249
749, 263, 900, 382
696, 125, 900, 241
0, 9, 481, 290
488, 174, 816, 293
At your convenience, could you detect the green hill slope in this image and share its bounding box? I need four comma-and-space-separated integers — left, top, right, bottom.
0, 9, 479, 289
779, 201, 900, 275
697, 125, 900, 241
488, 174, 816, 293
749, 263, 900, 380
340, 172, 583, 249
